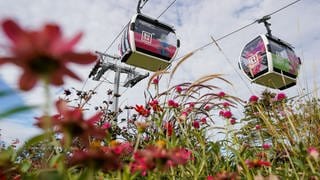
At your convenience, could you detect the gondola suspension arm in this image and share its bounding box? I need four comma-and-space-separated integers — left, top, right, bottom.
137, 0, 149, 13
257, 15, 272, 36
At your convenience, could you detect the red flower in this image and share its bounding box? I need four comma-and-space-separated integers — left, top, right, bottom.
168, 148, 192, 166
164, 122, 173, 136
108, 142, 133, 156
35, 100, 106, 146
249, 95, 259, 103
134, 105, 150, 117
192, 120, 200, 129
0, 19, 96, 91
207, 172, 238, 180
69, 148, 122, 172
149, 99, 162, 112
276, 92, 287, 101
245, 159, 271, 168
168, 100, 179, 108
130, 146, 192, 176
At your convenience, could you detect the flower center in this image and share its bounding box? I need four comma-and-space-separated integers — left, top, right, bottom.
29, 55, 60, 75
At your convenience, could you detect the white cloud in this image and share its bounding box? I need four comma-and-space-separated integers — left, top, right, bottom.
0, 120, 41, 145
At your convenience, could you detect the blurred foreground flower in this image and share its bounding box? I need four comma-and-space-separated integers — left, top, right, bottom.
130, 146, 192, 176
35, 100, 106, 146
0, 19, 96, 90
245, 159, 271, 168
307, 147, 319, 160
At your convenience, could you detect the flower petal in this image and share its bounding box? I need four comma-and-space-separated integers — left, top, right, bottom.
2, 19, 25, 44
50, 70, 65, 86
0, 57, 15, 65
19, 71, 38, 91
56, 99, 68, 115
43, 24, 62, 43
64, 68, 82, 81
62, 52, 97, 64
87, 112, 103, 125
62, 32, 83, 51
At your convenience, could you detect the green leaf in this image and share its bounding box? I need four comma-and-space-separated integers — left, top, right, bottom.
0, 105, 36, 119
37, 169, 63, 180
20, 160, 32, 173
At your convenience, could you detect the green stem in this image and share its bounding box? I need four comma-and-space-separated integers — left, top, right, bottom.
134, 133, 141, 153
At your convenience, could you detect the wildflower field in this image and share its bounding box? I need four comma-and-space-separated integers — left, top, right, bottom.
0, 19, 319, 180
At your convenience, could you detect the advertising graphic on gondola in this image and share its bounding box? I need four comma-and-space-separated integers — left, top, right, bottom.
240, 36, 268, 78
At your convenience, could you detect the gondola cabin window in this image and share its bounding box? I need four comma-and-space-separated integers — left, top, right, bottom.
268, 38, 300, 78
239, 34, 301, 90
133, 18, 177, 60
120, 14, 179, 71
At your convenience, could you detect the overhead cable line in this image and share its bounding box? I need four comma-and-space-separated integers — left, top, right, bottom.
157, 0, 177, 19
173, 0, 301, 62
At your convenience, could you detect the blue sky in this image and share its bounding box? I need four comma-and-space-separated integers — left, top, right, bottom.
0, 0, 319, 143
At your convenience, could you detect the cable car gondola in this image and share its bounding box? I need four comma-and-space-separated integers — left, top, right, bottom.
239, 16, 301, 90
119, 12, 179, 71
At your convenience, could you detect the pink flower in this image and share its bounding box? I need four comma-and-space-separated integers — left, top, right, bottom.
152, 77, 159, 84
188, 102, 195, 108
130, 146, 192, 175
175, 85, 182, 93
192, 120, 200, 129
230, 118, 236, 125
249, 95, 259, 103
276, 92, 286, 101
262, 143, 271, 150
102, 122, 111, 130
179, 111, 188, 122
204, 105, 211, 111
308, 147, 319, 160
0, 19, 96, 91
168, 100, 179, 108
223, 111, 232, 119
218, 91, 226, 98
255, 125, 261, 130
245, 159, 271, 168
222, 102, 231, 108
200, 117, 207, 124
